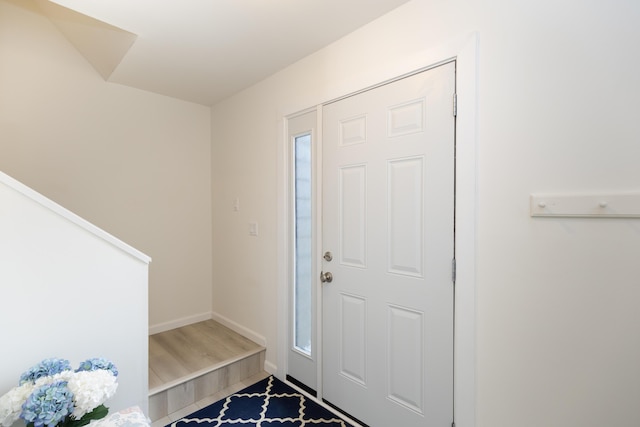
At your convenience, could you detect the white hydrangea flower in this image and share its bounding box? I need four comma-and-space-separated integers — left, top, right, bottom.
33, 370, 74, 388
0, 382, 35, 427
66, 370, 118, 419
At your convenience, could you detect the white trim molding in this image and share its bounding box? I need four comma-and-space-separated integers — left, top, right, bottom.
277, 31, 478, 427
211, 311, 268, 348
149, 311, 213, 335
263, 360, 278, 375
150, 310, 267, 348
452, 32, 479, 427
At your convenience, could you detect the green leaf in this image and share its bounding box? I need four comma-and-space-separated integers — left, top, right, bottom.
67, 405, 109, 427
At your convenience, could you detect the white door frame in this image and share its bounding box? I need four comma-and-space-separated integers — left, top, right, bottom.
277, 33, 478, 427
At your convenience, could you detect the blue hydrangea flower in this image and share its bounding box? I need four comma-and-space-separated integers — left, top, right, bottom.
19, 359, 73, 385
20, 381, 74, 427
75, 358, 118, 377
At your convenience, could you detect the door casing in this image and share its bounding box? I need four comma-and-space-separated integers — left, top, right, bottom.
277, 33, 478, 427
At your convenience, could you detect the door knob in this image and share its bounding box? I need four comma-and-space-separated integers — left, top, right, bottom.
320, 271, 333, 283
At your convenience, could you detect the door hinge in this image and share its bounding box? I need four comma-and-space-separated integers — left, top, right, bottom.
453, 93, 457, 117
452, 258, 456, 283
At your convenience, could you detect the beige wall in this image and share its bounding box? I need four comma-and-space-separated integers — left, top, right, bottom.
211, 0, 640, 426
0, 0, 213, 329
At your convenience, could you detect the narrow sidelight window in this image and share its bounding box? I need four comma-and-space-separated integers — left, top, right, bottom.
293, 133, 312, 355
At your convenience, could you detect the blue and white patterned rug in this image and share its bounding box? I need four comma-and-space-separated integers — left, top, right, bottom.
167, 376, 353, 427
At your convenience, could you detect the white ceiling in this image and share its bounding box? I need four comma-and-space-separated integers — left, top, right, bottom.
43, 0, 410, 106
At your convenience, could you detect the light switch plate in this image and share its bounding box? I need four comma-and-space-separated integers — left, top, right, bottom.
249, 222, 258, 236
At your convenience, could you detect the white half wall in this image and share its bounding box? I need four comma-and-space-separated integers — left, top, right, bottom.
0, 171, 151, 415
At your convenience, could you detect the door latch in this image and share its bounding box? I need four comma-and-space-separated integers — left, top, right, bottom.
320, 271, 333, 283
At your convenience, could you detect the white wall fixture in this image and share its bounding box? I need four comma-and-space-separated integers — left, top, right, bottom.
249, 221, 259, 236
530, 193, 640, 218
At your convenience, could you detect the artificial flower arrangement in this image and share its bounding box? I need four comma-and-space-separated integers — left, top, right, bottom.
0, 358, 118, 427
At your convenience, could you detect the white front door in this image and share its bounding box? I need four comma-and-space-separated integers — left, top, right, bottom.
321, 62, 456, 427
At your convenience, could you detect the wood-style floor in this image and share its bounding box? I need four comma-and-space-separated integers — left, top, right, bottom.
148, 319, 268, 427
148, 319, 264, 393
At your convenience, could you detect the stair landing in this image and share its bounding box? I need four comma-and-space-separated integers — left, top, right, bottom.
148, 320, 266, 425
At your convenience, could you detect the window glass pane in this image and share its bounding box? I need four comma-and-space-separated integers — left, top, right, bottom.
294, 134, 312, 355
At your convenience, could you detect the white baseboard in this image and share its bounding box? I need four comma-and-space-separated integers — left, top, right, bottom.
149, 311, 213, 335
264, 360, 277, 375
210, 311, 267, 347
150, 311, 269, 362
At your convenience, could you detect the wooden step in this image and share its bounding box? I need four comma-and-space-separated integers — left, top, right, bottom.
148, 320, 266, 423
